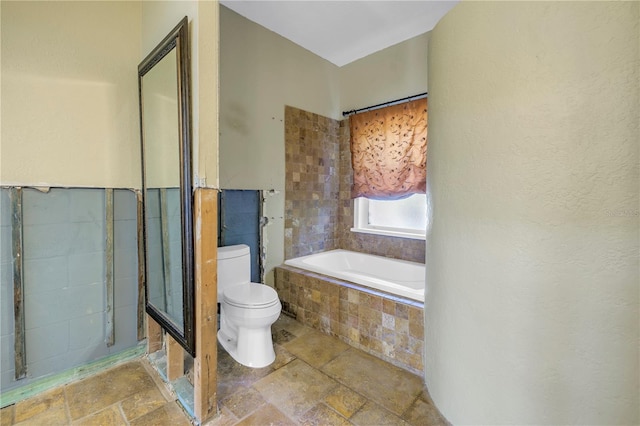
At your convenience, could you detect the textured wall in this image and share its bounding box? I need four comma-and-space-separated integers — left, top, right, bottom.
426, 2, 639, 424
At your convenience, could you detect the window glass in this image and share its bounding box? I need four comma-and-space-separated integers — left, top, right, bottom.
352, 194, 426, 239
368, 194, 426, 230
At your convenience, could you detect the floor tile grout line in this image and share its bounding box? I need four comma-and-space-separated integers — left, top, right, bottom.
219, 404, 241, 425
400, 392, 423, 421
67, 399, 125, 425
293, 381, 341, 424
311, 400, 353, 425
252, 354, 345, 426
220, 315, 433, 425
62, 385, 72, 425
270, 323, 388, 424
317, 350, 425, 423
118, 401, 132, 426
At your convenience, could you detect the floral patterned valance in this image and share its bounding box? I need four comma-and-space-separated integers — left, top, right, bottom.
350, 98, 427, 199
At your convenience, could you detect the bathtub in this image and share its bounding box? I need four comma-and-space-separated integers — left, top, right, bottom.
284, 249, 425, 302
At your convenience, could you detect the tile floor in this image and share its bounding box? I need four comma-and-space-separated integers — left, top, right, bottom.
207, 314, 448, 425
0, 314, 449, 425
0, 360, 190, 426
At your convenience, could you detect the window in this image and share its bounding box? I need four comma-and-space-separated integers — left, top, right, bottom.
352, 194, 427, 240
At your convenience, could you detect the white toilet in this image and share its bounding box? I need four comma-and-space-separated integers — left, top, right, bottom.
217, 244, 281, 368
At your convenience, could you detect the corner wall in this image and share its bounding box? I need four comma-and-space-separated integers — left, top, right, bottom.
219, 6, 340, 285
220, 7, 429, 284
425, 2, 639, 424
339, 32, 429, 115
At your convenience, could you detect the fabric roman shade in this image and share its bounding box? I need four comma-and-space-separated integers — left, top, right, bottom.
349, 98, 427, 199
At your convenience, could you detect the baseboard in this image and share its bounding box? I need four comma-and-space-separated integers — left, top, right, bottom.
0, 343, 147, 408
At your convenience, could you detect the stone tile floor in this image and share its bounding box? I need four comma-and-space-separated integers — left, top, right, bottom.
0, 360, 190, 426
206, 314, 449, 425
0, 314, 449, 425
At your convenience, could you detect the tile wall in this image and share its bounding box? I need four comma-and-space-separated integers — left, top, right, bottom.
275, 266, 424, 375
284, 106, 340, 259
282, 106, 427, 374
0, 188, 140, 392
284, 106, 425, 263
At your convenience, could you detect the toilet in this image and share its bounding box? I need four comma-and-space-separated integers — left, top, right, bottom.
217, 244, 281, 368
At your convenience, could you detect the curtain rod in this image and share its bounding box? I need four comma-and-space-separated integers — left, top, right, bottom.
342, 92, 428, 117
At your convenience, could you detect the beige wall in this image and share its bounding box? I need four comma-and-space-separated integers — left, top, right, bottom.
0, 1, 217, 190
219, 6, 429, 284
426, 2, 639, 424
1, 1, 142, 188
339, 32, 429, 114
220, 5, 340, 191
142, 50, 180, 189
141, 1, 218, 190
220, 5, 340, 284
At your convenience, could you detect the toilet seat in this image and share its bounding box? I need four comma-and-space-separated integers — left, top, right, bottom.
223, 283, 279, 308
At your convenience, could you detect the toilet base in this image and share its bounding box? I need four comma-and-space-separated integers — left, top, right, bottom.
217, 327, 276, 369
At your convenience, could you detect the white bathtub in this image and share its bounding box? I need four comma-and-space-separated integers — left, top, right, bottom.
284, 250, 425, 302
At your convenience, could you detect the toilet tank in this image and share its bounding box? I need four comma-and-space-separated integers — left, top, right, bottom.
217, 244, 251, 297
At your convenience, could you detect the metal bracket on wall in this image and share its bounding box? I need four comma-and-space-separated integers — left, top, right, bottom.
10, 187, 27, 379
260, 191, 268, 284
105, 189, 115, 347
159, 189, 173, 315
136, 190, 145, 341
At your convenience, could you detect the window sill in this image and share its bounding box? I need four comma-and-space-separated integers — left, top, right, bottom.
350, 227, 426, 241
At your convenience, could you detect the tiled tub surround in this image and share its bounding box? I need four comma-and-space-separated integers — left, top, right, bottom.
336, 120, 426, 263
284, 105, 425, 264
284, 106, 340, 260
275, 265, 425, 375
283, 106, 426, 375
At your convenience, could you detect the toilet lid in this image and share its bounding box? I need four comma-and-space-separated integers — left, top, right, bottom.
223, 283, 279, 308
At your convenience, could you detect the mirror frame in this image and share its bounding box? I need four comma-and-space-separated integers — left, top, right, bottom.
138, 17, 195, 356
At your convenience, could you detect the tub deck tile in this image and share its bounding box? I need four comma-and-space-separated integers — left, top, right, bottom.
275, 265, 425, 375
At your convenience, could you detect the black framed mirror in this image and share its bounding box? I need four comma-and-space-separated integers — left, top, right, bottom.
138, 17, 195, 356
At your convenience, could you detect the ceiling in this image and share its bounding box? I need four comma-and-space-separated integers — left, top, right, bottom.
219, 0, 459, 67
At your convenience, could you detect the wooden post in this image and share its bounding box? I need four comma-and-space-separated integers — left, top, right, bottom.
193, 188, 218, 422
166, 334, 184, 381
146, 313, 163, 354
